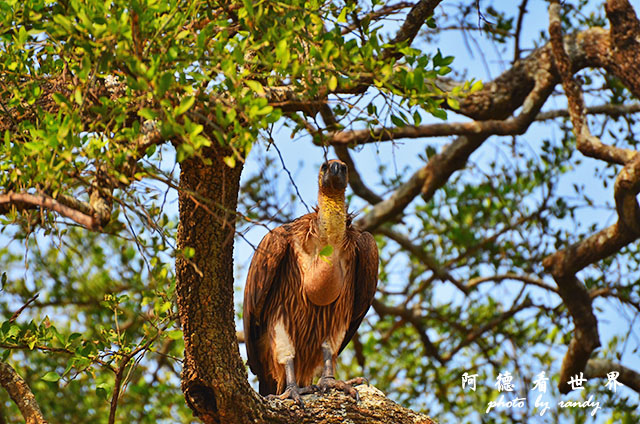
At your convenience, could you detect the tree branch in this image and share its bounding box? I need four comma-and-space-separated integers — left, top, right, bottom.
0, 361, 48, 424
535, 102, 640, 121
441, 298, 534, 362
384, 0, 444, 59
375, 226, 467, 294
9, 294, 39, 323
604, 0, 640, 97
585, 359, 640, 394
466, 273, 557, 293
334, 145, 384, 205
341, 2, 414, 35
0, 192, 100, 229
546, 1, 604, 394
372, 299, 445, 364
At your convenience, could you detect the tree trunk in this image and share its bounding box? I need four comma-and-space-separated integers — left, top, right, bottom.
175, 144, 269, 423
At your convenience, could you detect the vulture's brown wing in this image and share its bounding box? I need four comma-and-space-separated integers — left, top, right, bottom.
243, 226, 289, 395
339, 231, 379, 354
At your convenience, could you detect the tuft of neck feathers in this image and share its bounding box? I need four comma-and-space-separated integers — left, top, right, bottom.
317, 187, 346, 246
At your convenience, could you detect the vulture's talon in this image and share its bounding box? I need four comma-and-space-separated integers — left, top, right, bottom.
345, 376, 368, 387
317, 376, 360, 401
274, 384, 314, 407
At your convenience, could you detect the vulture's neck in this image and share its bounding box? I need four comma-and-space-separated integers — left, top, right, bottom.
317, 188, 346, 245
303, 187, 346, 306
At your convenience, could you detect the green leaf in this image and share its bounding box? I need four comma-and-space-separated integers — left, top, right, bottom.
328, 75, 338, 92
175, 96, 195, 116
96, 383, 110, 400
390, 115, 405, 127
413, 110, 422, 126
246, 80, 265, 95
42, 371, 60, 382
470, 80, 484, 93
447, 97, 460, 110
166, 330, 183, 340
223, 155, 236, 168
319, 245, 333, 257
157, 73, 173, 97
432, 108, 447, 120
183, 246, 195, 259
138, 108, 157, 121
336, 7, 348, 23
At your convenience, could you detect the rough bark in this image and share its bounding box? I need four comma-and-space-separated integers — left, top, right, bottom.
0, 361, 48, 424
175, 144, 270, 423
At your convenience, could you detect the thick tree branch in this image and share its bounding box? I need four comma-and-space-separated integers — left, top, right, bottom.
549, 2, 637, 166
0, 361, 48, 424
352, 25, 612, 232
585, 359, 640, 394
604, 0, 640, 97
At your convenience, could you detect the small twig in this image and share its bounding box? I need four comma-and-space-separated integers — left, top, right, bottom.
108, 329, 164, 424
513, 0, 529, 62
269, 137, 310, 213
9, 294, 39, 323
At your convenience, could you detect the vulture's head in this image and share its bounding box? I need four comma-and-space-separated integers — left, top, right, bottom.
319, 160, 348, 192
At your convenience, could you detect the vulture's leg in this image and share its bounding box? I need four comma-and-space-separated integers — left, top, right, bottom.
271, 358, 314, 406
316, 341, 365, 401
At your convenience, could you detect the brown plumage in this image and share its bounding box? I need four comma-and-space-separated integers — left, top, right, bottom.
243, 160, 378, 400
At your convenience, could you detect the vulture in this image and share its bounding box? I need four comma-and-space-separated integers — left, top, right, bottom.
243, 159, 379, 403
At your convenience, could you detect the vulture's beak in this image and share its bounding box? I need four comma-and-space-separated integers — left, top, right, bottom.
321, 161, 348, 191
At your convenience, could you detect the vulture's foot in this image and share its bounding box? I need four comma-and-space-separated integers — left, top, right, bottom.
268, 384, 314, 407
316, 376, 365, 401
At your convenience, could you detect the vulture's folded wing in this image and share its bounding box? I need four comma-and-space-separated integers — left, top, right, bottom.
339, 231, 379, 355
243, 226, 289, 395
